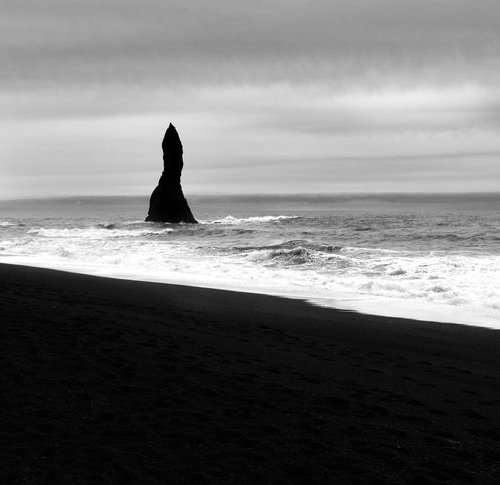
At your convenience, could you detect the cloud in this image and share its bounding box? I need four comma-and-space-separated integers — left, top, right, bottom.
1, 0, 500, 197
2, 0, 500, 87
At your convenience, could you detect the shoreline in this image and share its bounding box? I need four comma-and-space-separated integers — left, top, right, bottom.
1, 262, 499, 483
1, 258, 497, 330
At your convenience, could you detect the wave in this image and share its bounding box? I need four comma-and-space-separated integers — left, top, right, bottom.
410, 233, 497, 242
250, 246, 311, 265
28, 226, 174, 239
355, 277, 498, 310
233, 239, 342, 253
201, 215, 300, 225
229, 240, 345, 267
0, 221, 25, 227
229, 241, 405, 268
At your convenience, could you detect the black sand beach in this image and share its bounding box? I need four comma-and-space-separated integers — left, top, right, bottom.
1, 263, 499, 483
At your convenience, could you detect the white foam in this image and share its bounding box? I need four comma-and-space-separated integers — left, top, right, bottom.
28, 226, 174, 239
201, 215, 299, 225
2, 242, 499, 329
1, 218, 499, 329
0, 221, 23, 227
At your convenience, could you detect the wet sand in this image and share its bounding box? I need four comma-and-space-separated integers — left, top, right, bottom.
1, 263, 499, 483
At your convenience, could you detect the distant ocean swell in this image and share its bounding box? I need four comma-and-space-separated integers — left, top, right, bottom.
1, 211, 499, 328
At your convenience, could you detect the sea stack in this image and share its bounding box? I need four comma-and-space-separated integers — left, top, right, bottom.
146, 123, 197, 223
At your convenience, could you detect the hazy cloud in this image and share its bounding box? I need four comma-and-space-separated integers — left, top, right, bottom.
2, 0, 500, 87
1, 0, 500, 197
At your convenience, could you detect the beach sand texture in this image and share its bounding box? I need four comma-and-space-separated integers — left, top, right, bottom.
1, 263, 499, 483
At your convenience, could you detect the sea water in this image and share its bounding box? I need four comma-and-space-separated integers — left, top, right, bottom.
0, 194, 499, 328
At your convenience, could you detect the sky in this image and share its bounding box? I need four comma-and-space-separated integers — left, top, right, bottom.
1, 0, 500, 198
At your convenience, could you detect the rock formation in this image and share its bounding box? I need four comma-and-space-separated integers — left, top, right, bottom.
146, 123, 197, 223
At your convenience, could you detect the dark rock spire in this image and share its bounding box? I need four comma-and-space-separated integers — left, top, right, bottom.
146, 123, 197, 223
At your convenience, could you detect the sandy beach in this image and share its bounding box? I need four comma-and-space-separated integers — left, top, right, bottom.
1, 262, 499, 483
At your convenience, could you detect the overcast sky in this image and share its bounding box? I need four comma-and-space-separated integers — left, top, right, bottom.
1, 0, 500, 198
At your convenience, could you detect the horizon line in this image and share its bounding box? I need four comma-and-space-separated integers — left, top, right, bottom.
1, 191, 500, 203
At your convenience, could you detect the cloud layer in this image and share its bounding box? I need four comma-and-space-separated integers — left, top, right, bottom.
1, 0, 500, 197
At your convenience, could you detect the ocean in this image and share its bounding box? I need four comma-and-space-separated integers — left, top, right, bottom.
1, 194, 499, 328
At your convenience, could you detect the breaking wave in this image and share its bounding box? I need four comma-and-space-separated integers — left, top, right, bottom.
0, 221, 25, 227
28, 225, 175, 239
201, 215, 300, 225
229, 240, 344, 266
